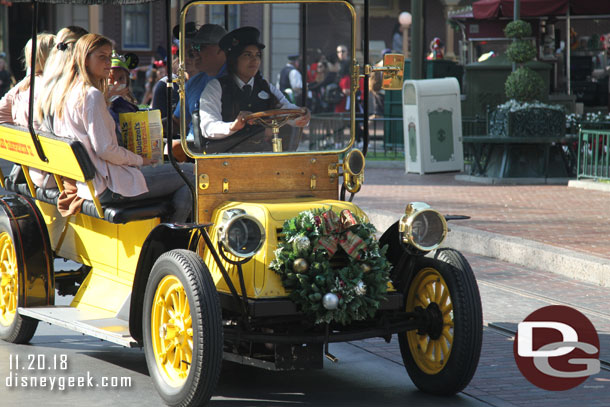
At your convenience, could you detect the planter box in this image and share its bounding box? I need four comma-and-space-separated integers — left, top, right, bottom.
489, 107, 565, 138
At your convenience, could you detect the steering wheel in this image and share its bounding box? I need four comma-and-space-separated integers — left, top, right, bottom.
244, 109, 305, 152
244, 109, 304, 128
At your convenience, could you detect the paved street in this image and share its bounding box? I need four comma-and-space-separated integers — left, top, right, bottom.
1, 162, 609, 405
2, 250, 609, 406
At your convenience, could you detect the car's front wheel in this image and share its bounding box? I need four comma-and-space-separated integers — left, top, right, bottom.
143, 249, 222, 407
398, 256, 482, 395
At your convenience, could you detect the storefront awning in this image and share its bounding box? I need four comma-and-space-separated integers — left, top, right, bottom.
472, 0, 610, 19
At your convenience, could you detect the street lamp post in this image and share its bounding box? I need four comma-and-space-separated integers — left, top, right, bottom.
399, 11, 412, 59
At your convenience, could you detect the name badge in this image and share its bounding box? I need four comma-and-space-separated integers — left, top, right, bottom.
258, 90, 270, 100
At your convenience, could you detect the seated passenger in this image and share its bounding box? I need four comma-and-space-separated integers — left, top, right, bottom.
108, 51, 139, 146
198, 26, 310, 153
0, 33, 56, 188
36, 26, 88, 133
173, 24, 227, 142
50, 33, 193, 223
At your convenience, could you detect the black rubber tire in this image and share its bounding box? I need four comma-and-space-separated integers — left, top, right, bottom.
434, 248, 473, 276
398, 256, 482, 395
143, 249, 222, 407
0, 222, 38, 344
0, 310, 39, 344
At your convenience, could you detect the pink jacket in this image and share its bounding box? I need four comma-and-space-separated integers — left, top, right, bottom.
53, 82, 147, 199
0, 76, 54, 188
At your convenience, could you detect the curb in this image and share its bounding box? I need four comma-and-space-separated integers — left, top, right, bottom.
568, 179, 610, 193
363, 206, 610, 288
455, 174, 571, 185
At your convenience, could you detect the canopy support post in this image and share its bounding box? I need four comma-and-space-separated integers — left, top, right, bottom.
28, 0, 48, 163
566, 6, 571, 95
165, 0, 196, 220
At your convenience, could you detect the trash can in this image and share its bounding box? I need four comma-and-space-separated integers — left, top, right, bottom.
402, 78, 464, 174
383, 59, 411, 150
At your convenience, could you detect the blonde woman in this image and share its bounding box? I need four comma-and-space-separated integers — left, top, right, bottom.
52, 34, 192, 222
0, 33, 56, 188
35, 25, 88, 131
0, 33, 55, 125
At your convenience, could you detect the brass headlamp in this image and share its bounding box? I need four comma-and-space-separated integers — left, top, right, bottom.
399, 202, 448, 251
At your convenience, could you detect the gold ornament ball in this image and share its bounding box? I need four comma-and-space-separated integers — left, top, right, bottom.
293, 258, 309, 273
361, 263, 372, 273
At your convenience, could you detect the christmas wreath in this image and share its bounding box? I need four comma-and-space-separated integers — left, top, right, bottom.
270, 208, 392, 325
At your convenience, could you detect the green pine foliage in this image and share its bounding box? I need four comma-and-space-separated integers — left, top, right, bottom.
504, 19, 544, 102
505, 67, 545, 101
506, 40, 536, 64
270, 209, 392, 325
504, 20, 532, 39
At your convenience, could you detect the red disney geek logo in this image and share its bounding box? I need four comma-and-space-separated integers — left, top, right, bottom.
513, 305, 600, 391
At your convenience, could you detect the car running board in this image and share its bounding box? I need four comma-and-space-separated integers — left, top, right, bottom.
18, 306, 139, 348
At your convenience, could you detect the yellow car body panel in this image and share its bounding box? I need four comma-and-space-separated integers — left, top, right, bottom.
202, 198, 368, 299
36, 200, 159, 316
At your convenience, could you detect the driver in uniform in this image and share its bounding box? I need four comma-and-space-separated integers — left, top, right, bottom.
198, 26, 310, 152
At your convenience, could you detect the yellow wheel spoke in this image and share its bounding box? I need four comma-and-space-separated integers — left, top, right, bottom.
434, 340, 441, 362
439, 288, 449, 308
434, 283, 442, 303
440, 338, 450, 358
442, 302, 453, 316
0, 232, 17, 327
406, 267, 454, 375
151, 274, 193, 386
425, 341, 434, 358
425, 284, 435, 302
182, 342, 192, 362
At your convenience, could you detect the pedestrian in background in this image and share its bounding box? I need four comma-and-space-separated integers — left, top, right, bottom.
276, 54, 303, 104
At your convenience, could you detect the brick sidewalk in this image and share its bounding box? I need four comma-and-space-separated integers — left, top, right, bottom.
356, 168, 610, 261
351, 251, 610, 407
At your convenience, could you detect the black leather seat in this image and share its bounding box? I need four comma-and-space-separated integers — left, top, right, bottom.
4, 178, 171, 224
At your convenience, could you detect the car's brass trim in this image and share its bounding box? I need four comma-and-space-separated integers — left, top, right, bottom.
180, 0, 357, 160
199, 174, 210, 190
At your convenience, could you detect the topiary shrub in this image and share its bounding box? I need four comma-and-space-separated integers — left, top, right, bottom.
506, 41, 537, 64
504, 20, 532, 39
505, 67, 545, 101
503, 20, 542, 102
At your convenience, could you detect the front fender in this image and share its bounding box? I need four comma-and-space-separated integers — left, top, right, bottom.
379, 220, 421, 291
129, 223, 205, 343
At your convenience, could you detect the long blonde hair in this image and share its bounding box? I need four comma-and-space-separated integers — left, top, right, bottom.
54, 34, 113, 121
19, 33, 56, 92
35, 26, 88, 129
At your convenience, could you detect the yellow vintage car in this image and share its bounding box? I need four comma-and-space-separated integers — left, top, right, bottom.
0, 1, 482, 406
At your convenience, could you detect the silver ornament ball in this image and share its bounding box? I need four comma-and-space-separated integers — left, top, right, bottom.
294, 235, 311, 252
322, 293, 339, 310
355, 281, 367, 296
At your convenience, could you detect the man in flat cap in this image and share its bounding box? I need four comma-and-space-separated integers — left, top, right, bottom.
276, 54, 303, 104
172, 23, 228, 141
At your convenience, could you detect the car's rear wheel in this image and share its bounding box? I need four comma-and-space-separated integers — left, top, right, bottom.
0, 228, 38, 343
143, 249, 222, 407
398, 256, 482, 395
